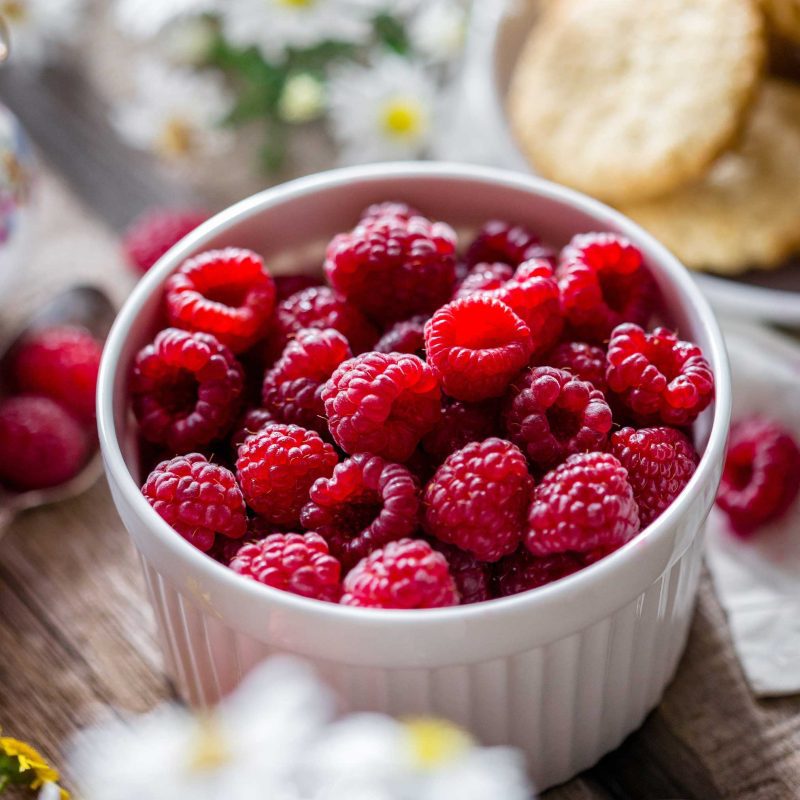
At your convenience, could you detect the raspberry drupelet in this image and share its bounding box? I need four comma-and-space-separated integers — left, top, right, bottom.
300, 453, 420, 570
424, 295, 533, 402
544, 341, 608, 393
230, 532, 341, 602
421, 397, 500, 464
262, 327, 352, 436
527, 452, 639, 558
274, 273, 323, 301
424, 438, 533, 562
359, 200, 421, 223
606, 323, 715, 426
324, 213, 457, 323
716, 418, 800, 536
165, 248, 276, 353
493, 548, 584, 598
504, 366, 612, 472
322, 351, 441, 462
122, 207, 209, 273
464, 220, 555, 268
453, 262, 515, 301
236, 423, 338, 526
141, 453, 247, 552
610, 426, 699, 527
430, 540, 493, 604
131, 328, 244, 452
373, 315, 428, 356
340, 538, 459, 609
558, 232, 655, 342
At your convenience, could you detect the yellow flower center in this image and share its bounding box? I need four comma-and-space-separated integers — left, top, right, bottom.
404, 718, 473, 769
186, 717, 232, 773
157, 118, 194, 158
380, 97, 426, 141
276, 0, 315, 8
0, 1, 26, 22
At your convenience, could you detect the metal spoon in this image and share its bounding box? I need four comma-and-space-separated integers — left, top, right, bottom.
0, 285, 116, 535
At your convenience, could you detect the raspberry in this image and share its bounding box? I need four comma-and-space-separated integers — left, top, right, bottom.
610, 426, 699, 527
131, 328, 244, 452
374, 315, 428, 356
493, 549, 584, 597
230, 532, 341, 602
421, 397, 499, 464
275, 286, 378, 355
11, 324, 102, 421
324, 214, 457, 323
0, 395, 89, 492
262, 328, 352, 436
558, 232, 655, 342
360, 200, 420, 223
300, 454, 420, 569
526, 452, 639, 557
274, 273, 322, 301
236, 423, 338, 526
430, 540, 492, 604
141, 453, 247, 552
230, 407, 276, 450
322, 352, 441, 462
122, 207, 209, 273
606, 323, 715, 426
504, 366, 612, 472
165, 248, 276, 353
424, 296, 533, 402
716, 418, 800, 536
465, 220, 554, 268
340, 538, 459, 609
544, 341, 607, 392
453, 262, 515, 301
424, 438, 533, 562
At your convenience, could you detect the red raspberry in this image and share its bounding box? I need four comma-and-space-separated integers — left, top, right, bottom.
0, 395, 89, 492
236, 423, 338, 526
301, 454, 420, 569
424, 438, 533, 562
141, 453, 247, 552
262, 328, 352, 436
11, 324, 102, 422
360, 200, 420, 223
421, 397, 499, 464
465, 220, 554, 268
122, 207, 209, 273
340, 538, 459, 609
230, 407, 277, 450
131, 328, 244, 452
274, 273, 322, 301
424, 296, 533, 402
165, 248, 276, 353
230, 532, 341, 602
544, 341, 607, 392
374, 315, 428, 356
430, 540, 492, 604
558, 232, 655, 342
493, 549, 584, 597
610, 426, 699, 527
324, 214, 457, 323
716, 418, 800, 536
527, 452, 639, 557
322, 352, 441, 462
275, 286, 378, 355
606, 324, 715, 426
504, 366, 612, 472
453, 262, 515, 301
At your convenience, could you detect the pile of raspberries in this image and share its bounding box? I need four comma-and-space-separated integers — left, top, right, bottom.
134, 202, 717, 610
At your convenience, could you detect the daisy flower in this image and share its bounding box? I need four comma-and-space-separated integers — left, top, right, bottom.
0, 731, 68, 798
112, 0, 219, 40
0, 0, 85, 68
408, 0, 467, 63
327, 53, 436, 164
111, 60, 235, 161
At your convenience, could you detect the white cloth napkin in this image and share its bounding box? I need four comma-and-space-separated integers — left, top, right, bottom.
705, 321, 800, 697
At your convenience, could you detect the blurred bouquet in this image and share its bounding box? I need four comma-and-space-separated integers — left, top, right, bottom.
109, 0, 469, 172
70, 657, 533, 800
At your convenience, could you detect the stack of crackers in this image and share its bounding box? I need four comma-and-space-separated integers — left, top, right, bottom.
507, 0, 800, 276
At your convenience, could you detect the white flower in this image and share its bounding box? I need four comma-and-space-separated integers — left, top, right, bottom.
37, 783, 62, 800
1, 0, 85, 68
71, 658, 334, 800
408, 0, 466, 63
111, 60, 234, 161
327, 54, 436, 164
159, 16, 218, 66
278, 73, 326, 123
113, 0, 219, 40
219, 0, 388, 63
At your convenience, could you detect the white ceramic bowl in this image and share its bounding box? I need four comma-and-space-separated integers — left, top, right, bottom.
97, 162, 731, 791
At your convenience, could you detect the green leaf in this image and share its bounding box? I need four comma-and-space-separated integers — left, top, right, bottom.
373, 13, 410, 54
259, 122, 288, 174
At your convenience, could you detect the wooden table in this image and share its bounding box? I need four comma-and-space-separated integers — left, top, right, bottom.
1, 67, 800, 800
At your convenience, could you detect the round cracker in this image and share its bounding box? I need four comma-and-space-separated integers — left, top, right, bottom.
507, 0, 765, 205
762, 0, 800, 43
620, 81, 800, 275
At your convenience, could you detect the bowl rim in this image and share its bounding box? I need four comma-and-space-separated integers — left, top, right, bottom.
97, 161, 731, 626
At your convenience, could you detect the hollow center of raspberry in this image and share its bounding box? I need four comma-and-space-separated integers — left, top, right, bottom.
724, 449, 755, 491
204, 283, 251, 308
647, 346, 681, 380
158, 369, 198, 416
334, 497, 381, 534
599, 271, 633, 314
547, 406, 582, 440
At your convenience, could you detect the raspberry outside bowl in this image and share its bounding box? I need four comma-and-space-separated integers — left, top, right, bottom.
97, 163, 730, 791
